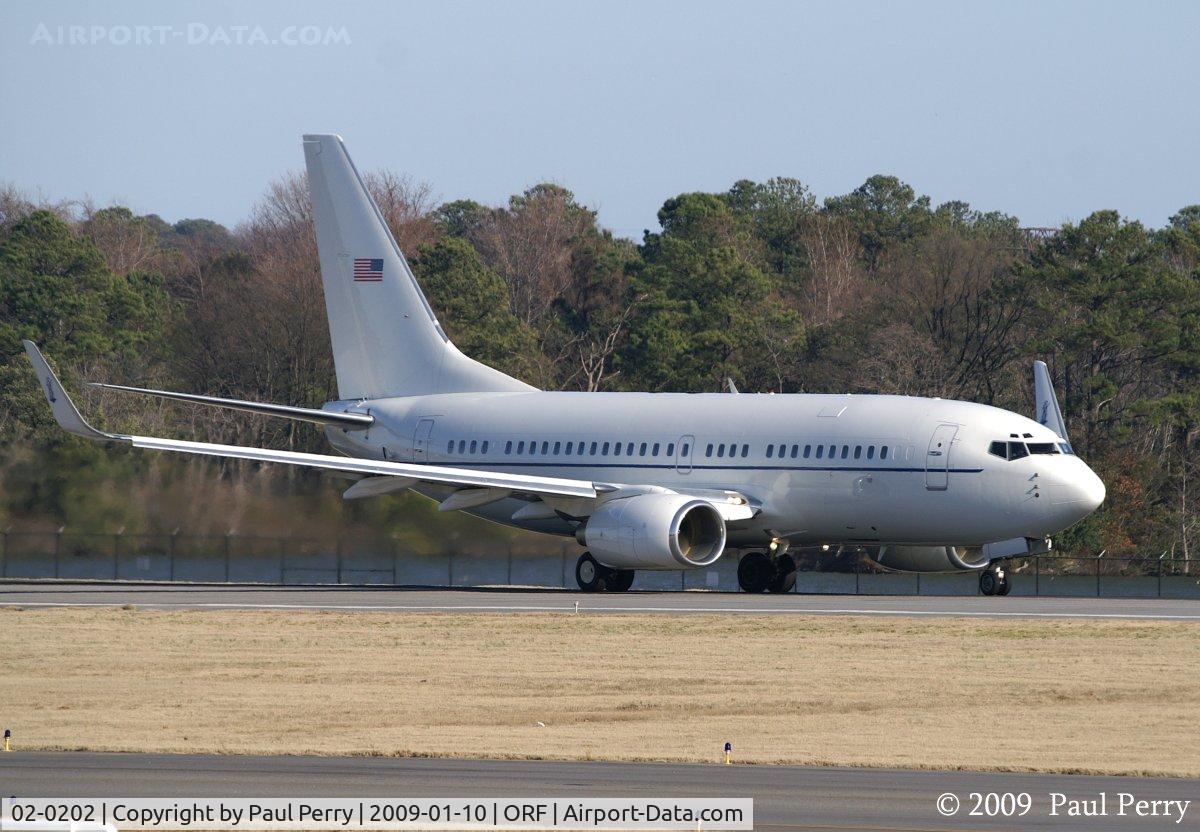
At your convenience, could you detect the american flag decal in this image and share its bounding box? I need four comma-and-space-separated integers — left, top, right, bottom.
353, 257, 383, 282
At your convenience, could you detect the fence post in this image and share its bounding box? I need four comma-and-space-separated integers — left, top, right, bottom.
1035, 555, 1040, 596
1, 530, 6, 579
224, 534, 231, 583
336, 538, 343, 585
169, 531, 177, 581
392, 540, 399, 586
278, 538, 286, 585
1096, 555, 1101, 597
561, 549, 567, 588
54, 528, 62, 578
113, 531, 120, 579
447, 550, 454, 588
506, 544, 512, 586
855, 555, 860, 595
915, 571, 921, 596
1159, 554, 1165, 598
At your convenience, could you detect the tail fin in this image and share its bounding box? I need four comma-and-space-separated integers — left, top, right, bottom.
302, 134, 534, 400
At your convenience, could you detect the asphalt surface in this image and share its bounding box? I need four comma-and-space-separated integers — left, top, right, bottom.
2, 752, 1197, 831
2, 582, 1199, 620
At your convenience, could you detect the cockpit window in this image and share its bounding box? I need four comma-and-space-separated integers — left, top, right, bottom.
1059, 443, 1074, 455
1027, 443, 1059, 454
1008, 441, 1029, 460
988, 441, 1008, 459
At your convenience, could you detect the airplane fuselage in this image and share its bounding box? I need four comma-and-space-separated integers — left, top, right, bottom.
324, 391, 1105, 551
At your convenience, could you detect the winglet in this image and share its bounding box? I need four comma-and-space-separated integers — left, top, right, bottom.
1033, 360, 1069, 441
22, 341, 125, 441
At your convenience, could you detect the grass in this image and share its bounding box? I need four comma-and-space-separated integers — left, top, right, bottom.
2, 608, 1198, 776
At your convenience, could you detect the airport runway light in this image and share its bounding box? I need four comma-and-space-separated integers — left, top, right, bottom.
3, 729, 10, 752
724, 741, 732, 765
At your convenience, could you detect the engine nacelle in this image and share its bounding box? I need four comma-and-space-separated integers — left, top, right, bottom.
868, 545, 989, 573
583, 493, 726, 570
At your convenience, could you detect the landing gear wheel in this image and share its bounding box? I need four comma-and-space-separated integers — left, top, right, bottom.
767, 554, 797, 594
979, 566, 1008, 597
738, 551, 773, 593
575, 552, 609, 592
607, 569, 635, 592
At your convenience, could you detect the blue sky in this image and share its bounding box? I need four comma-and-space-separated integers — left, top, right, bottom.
1, 0, 1197, 238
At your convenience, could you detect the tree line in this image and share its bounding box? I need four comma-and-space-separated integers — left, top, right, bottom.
1, 171, 1198, 559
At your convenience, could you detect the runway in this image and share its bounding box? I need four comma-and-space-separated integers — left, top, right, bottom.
2, 752, 1197, 831
2, 581, 1199, 620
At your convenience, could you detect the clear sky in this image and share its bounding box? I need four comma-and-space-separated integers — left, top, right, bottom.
1, 0, 1197, 238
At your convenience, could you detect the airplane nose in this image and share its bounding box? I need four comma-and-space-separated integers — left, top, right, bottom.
1079, 465, 1106, 513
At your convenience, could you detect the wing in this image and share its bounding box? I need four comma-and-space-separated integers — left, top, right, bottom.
23, 342, 757, 520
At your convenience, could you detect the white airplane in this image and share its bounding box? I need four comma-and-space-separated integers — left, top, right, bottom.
24, 134, 1105, 596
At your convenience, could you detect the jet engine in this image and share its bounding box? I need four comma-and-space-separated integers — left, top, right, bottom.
582, 493, 726, 569
867, 545, 990, 573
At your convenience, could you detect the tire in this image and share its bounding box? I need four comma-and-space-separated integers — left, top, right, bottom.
738, 551, 772, 593
997, 575, 1012, 596
979, 569, 998, 596
767, 554, 797, 594
576, 552, 609, 592
607, 569, 635, 592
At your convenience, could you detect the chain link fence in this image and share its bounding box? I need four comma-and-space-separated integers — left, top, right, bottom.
1, 530, 1198, 597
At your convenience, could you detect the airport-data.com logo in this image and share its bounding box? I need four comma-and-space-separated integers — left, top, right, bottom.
29, 22, 352, 47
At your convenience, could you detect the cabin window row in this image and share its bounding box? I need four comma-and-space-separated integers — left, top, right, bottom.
498, 440, 682, 458
764, 442, 890, 461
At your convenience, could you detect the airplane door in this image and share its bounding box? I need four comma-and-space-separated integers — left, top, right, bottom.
925, 424, 958, 490
675, 435, 695, 474
412, 417, 436, 463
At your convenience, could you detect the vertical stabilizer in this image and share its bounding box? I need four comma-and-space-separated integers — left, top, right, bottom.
1033, 360, 1069, 440
302, 134, 533, 400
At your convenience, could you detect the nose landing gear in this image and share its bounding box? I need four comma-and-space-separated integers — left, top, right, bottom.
979, 564, 1011, 596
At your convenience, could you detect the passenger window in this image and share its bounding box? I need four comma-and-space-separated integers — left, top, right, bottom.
614, 442, 623, 456
815, 445, 824, 459
541, 441, 549, 454
505, 440, 512, 454
854, 445, 862, 459
553, 441, 561, 454
803, 444, 811, 459
602, 442, 610, 455
565, 441, 573, 454
578, 442, 586, 455
717, 444, 725, 458
706, 443, 713, 457
866, 445, 874, 460
626, 443, 634, 455
841, 445, 849, 459
988, 441, 1008, 459
828, 445, 836, 459
1008, 441, 1030, 460
447, 441, 454, 453
469, 440, 477, 454
766, 444, 774, 458
481, 441, 489, 454
742, 444, 749, 457
517, 441, 525, 454
639, 443, 647, 456
652, 442, 660, 456
790, 445, 798, 459
880, 446, 889, 460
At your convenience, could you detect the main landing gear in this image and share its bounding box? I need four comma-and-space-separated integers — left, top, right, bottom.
979, 563, 1011, 596
575, 552, 635, 593
737, 551, 797, 594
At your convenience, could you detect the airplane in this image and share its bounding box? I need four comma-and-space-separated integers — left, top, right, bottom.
23, 134, 1106, 596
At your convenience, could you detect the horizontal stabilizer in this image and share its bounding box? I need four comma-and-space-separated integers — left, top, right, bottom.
89, 382, 373, 428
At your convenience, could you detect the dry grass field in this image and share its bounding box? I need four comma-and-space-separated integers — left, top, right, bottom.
2, 607, 1198, 776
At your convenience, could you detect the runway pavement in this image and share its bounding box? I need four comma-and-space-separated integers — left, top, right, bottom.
2, 752, 1197, 831
2, 581, 1200, 620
